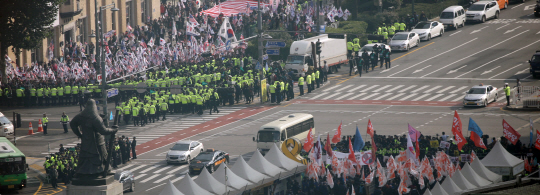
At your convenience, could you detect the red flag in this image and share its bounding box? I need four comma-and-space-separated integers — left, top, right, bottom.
451, 111, 466, 150
332, 121, 342, 143
325, 133, 333, 157
525, 157, 530, 172
367, 119, 374, 137
348, 138, 357, 164
471, 131, 487, 149
535, 130, 540, 150
503, 119, 521, 145
415, 140, 420, 158
303, 127, 314, 152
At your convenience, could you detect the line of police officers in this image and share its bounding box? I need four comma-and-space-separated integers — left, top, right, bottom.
1, 82, 102, 108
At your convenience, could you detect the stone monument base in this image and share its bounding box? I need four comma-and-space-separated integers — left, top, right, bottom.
67, 180, 123, 195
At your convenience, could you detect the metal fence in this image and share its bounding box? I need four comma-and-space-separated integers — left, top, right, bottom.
512, 86, 540, 108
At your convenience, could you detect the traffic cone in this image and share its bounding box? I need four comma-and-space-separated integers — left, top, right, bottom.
37, 119, 43, 132
28, 122, 34, 135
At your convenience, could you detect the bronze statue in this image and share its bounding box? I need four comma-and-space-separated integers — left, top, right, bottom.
70, 99, 118, 176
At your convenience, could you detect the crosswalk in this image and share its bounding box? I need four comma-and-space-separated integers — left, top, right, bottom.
307, 84, 480, 102
41, 107, 247, 155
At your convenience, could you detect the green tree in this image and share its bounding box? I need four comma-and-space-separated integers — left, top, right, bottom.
0, 0, 63, 82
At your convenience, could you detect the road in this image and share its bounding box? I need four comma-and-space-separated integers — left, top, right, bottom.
7, 2, 540, 194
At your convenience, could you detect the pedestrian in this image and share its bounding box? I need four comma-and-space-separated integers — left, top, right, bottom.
42, 114, 49, 135
60, 112, 69, 133
131, 137, 137, 159
323, 61, 329, 82
384, 48, 391, 69
50, 165, 58, 189
349, 57, 355, 76
504, 83, 511, 106
298, 76, 304, 96
160, 100, 168, 120
516, 78, 521, 100
441, 132, 448, 141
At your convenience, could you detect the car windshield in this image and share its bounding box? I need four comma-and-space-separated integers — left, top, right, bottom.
171, 144, 190, 151
468, 88, 486, 94
194, 153, 214, 161
0, 116, 10, 125
440, 12, 454, 19
258, 131, 280, 142
0, 161, 26, 175
392, 34, 409, 40
531, 55, 540, 63
360, 46, 373, 52
286, 56, 304, 64
415, 23, 431, 29
469, 4, 486, 11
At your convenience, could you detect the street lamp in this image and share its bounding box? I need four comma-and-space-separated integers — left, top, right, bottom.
93, 0, 119, 127
89, 30, 96, 38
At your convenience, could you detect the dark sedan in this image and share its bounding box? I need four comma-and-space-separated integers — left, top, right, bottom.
188, 149, 229, 175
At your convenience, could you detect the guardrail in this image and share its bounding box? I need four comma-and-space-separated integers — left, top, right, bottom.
512, 86, 540, 108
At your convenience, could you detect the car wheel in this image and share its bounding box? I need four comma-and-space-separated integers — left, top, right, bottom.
494, 94, 498, 102
406, 44, 410, 51
427, 34, 431, 41
481, 16, 486, 23
186, 156, 191, 164
130, 182, 135, 192
455, 23, 459, 29
417, 40, 420, 46
209, 165, 215, 173
504, 3, 508, 9
495, 11, 499, 19
440, 29, 444, 36
462, 20, 465, 27
484, 99, 488, 107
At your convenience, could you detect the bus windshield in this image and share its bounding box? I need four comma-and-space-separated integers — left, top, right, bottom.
258, 131, 280, 142
0, 161, 26, 175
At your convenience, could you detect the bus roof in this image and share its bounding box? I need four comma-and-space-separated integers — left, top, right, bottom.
0, 137, 25, 158
259, 113, 314, 131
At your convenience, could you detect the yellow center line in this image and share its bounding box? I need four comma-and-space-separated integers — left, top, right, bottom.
34, 176, 43, 195
391, 42, 435, 62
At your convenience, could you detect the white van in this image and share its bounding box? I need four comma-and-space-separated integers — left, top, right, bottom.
253, 113, 314, 155
0, 112, 14, 137
439, 6, 466, 29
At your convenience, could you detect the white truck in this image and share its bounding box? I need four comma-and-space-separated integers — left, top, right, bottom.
285, 34, 348, 78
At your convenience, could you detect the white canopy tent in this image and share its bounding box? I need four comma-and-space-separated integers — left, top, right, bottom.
461, 163, 492, 187
441, 177, 463, 195
159, 180, 184, 195
213, 164, 253, 190
480, 141, 523, 176
264, 143, 306, 171
451, 169, 478, 190
247, 150, 284, 177
423, 189, 433, 195
231, 155, 269, 183
176, 174, 213, 195
471, 156, 502, 182
430, 182, 449, 195
194, 168, 227, 195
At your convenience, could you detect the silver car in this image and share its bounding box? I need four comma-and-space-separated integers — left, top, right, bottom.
463, 85, 498, 107
360, 44, 392, 56
166, 141, 204, 164
0, 112, 14, 137
389, 32, 420, 51
114, 170, 135, 192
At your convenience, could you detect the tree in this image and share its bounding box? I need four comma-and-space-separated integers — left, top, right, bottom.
0, 0, 63, 83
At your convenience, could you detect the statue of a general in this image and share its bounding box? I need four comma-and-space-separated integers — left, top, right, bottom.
70, 99, 118, 176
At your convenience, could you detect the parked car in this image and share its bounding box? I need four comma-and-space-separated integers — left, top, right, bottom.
166, 141, 204, 164
0, 112, 14, 137
439, 6, 466, 29
463, 85, 498, 107
411, 21, 445, 41
188, 149, 229, 175
479, 0, 508, 9
529, 50, 540, 77
466, 1, 500, 23
360, 44, 392, 55
114, 170, 135, 192
389, 32, 420, 51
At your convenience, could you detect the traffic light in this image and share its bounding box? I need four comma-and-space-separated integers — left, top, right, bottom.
316, 41, 322, 55
16, 114, 21, 128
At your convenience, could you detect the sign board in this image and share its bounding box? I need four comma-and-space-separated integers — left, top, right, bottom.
439, 141, 451, 149
97, 74, 102, 85
430, 140, 439, 148
262, 54, 268, 60
319, 25, 326, 33
136, 82, 147, 93
266, 49, 280, 55
265, 41, 286, 48
106, 88, 119, 98
460, 154, 471, 162
260, 79, 267, 103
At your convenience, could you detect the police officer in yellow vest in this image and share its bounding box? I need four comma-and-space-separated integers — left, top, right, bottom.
269, 83, 276, 103
347, 41, 354, 58
353, 40, 360, 57
60, 112, 69, 133
42, 114, 49, 135
196, 95, 204, 115
149, 103, 157, 123
132, 106, 140, 126
316, 70, 320, 88
504, 83, 511, 106
298, 76, 305, 96
160, 101, 168, 120
306, 74, 312, 93
123, 104, 131, 125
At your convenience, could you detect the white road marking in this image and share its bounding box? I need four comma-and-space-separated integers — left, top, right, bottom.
335, 85, 354, 92
489, 64, 525, 79
145, 183, 167, 191
399, 93, 418, 101
481, 66, 500, 75
450, 86, 469, 94
359, 93, 380, 100
524, 4, 536, 10
456, 37, 538, 78
153, 174, 175, 183
140, 165, 160, 173
167, 165, 187, 174
411, 85, 430, 93
422, 31, 528, 77
437, 86, 455, 93
439, 94, 458, 101
515, 68, 529, 75
153, 166, 172, 173
425, 94, 445, 101
470, 26, 489, 34
398, 85, 417, 93
449, 30, 462, 36
386, 93, 406, 100
348, 93, 367, 100
447, 65, 467, 74
360, 85, 380, 92
169, 176, 185, 183
347, 85, 367, 92
452, 96, 465, 102
412, 65, 431, 74
134, 173, 147, 180
511, 3, 524, 9
323, 85, 341, 92
411, 93, 432, 101
335, 93, 355, 100
322, 93, 342, 100
496, 24, 510, 30
310, 92, 329, 100
504, 26, 522, 34
372, 85, 393, 92
388, 39, 477, 77
380, 65, 399, 73
140, 174, 161, 183
386, 85, 405, 92
423, 86, 442, 93
372, 93, 393, 100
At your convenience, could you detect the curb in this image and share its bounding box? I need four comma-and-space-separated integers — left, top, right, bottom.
502, 106, 540, 111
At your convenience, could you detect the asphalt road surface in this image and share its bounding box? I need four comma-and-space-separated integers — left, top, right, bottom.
5, 2, 540, 194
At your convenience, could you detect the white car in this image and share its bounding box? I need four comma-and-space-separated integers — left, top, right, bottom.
463, 85, 498, 107
0, 112, 14, 137
466, 1, 500, 23
389, 32, 420, 51
411, 21, 445, 41
359, 44, 391, 56
166, 141, 204, 164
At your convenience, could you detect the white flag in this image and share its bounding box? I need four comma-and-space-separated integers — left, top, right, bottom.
218, 17, 237, 42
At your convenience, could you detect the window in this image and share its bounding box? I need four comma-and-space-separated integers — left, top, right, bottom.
65, 0, 71, 5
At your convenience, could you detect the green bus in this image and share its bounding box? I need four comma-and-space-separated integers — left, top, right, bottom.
0, 137, 27, 190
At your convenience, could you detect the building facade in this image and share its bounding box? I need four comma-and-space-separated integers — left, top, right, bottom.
7, 0, 161, 67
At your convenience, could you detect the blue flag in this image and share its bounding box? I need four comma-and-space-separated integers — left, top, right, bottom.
353, 125, 365, 152
468, 118, 483, 137
110, 111, 114, 121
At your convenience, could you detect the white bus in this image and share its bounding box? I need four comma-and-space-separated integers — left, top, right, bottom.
253, 113, 314, 155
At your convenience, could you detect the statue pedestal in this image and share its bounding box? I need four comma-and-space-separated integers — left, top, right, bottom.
67, 180, 123, 195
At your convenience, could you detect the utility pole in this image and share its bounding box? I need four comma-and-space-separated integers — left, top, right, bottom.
257, 0, 263, 65
316, 0, 320, 34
